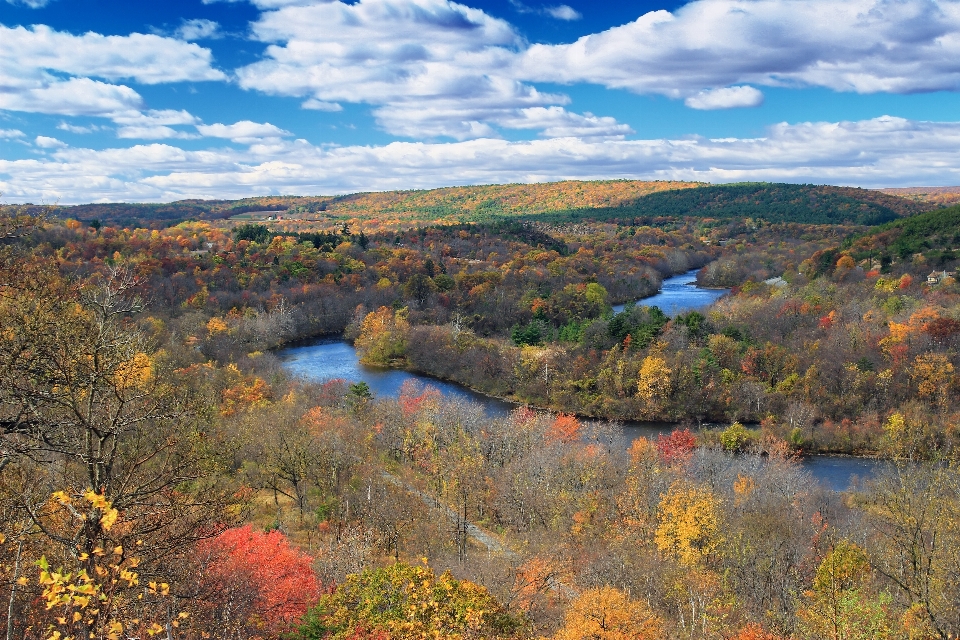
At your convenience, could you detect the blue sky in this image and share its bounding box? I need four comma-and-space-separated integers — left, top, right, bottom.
3, 0, 960, 203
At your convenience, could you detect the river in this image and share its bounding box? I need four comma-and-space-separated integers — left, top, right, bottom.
278, 269, 885, 491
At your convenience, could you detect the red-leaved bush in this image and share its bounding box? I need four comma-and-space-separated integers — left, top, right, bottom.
194, 525, 321, 636
656, 429, 697, 465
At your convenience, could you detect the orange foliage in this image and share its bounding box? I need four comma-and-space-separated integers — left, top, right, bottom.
731, 623, 787, 640
545, 413, 582, 444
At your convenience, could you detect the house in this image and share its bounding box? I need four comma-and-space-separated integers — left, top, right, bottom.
927, 270, 955, 284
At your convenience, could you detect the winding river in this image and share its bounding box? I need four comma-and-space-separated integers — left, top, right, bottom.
279, 269, 885, 491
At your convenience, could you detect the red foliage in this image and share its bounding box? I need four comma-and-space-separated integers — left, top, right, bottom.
656, 429, 696, 465
545, 413, 582, 444
924, 316, 960, 341
196, 525, 321, 635
398, 380, 442, 416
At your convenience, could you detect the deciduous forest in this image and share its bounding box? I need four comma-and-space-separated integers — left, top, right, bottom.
1, 180, 959, 639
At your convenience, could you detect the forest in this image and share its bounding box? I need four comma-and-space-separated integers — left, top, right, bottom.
1, 182, 959, 639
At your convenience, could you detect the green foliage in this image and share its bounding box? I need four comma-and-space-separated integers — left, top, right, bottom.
234, 223, 271, 244
512, 320, 545, 346
719, 422, 754, 452
535, 183, 929, 226
855, 204, 960, 261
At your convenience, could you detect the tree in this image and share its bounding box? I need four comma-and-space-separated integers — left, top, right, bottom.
295, 562, 521, 639
553, 586, 663, 640
637, 355, 672, 410
797, 541, 895, 640
655, 480, 723, 565
0, 263, 239, 589
193, 525, 321, 637
866, 463, 960, 639
354, 306, 410, 365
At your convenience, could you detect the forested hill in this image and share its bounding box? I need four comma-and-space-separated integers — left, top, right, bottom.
54, 180, 937, 229
57, 180, 701, 227
542, 182, 935, 225
847, 203, 960, 262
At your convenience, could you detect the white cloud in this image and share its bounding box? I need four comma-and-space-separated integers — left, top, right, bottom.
34, 136, 67, 148
236, 0, 626, 139
0, 24, 226, 85
519, 0, 960, 98
4, 0, 53, 7
112, 110, 200, 139
685, 86, 764, 110
0, 128, 24, 139
0, 77, 144, 117
545, 5, 580, 21
57, 122, 107, 134
5, 116, 960, 203
176, 19, 222, 41
302, 99, 344, 112
196, 120, 292, 143
0, 25, 225, 127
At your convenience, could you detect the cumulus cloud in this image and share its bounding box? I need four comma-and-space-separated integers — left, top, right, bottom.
1, 24, 226, 85
236, 0, 627, 139
519, 0, 960, 97
0, 129, 25, 139
0, 24, 226, 129
196, 120, 292, 143
112, 110, 200, 139
545, 5, 580, 20
685, 86, 764, 110
34, 136, 67, 148
176, 19, 222, 41
5, 116, 960, 203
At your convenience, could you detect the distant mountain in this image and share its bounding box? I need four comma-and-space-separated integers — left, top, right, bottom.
51, 180, 940, 229
879, 186, 960, 208
54, 180, 703, 227
536, 183, 935, 226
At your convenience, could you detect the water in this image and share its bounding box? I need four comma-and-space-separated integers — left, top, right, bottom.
278, 270, 884, 490
279, 339, 516, 416
613, 268, 726, 316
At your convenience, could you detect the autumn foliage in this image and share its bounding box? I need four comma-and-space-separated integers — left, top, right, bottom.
196, 525, 322, 636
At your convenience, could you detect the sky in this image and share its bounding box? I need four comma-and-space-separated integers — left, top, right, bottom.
3, 0, 960, 203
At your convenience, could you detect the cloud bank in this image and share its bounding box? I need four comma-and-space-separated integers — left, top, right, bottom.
5, 116, 960, 203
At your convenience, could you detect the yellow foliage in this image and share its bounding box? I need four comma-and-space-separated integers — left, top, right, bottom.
112, 353, 153, 390
206, 316, 229, 335
637, 356, 672, 405
655, 480, 723, 565
910, 353, 954, 403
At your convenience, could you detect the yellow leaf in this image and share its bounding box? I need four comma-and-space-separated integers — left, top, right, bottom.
100, 509, 119, 531
0, 532, 5, 544
112, 546, 123, 556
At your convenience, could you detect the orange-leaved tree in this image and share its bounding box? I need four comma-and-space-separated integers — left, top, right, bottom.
553, 586, 663, 640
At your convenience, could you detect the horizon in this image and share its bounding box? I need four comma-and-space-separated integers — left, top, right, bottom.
5, 0, 960, 203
